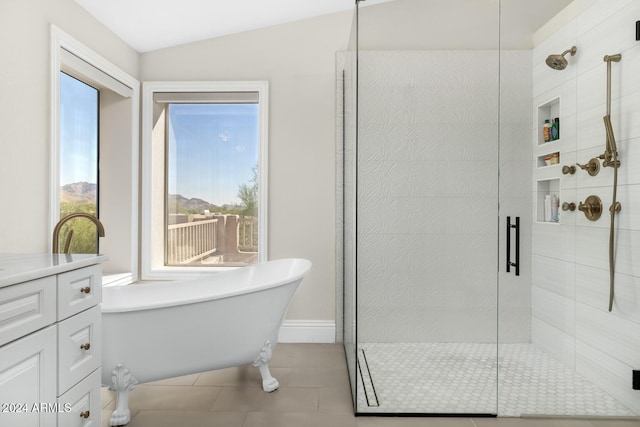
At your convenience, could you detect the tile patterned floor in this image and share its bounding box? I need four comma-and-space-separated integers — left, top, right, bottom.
100, 343, 640, 427
356, 343, 634, 417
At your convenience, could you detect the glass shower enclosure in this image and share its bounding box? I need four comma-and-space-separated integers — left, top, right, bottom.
339, 0, 639, 418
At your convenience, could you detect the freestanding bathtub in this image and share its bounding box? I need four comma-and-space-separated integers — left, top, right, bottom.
100, 258, 311, 426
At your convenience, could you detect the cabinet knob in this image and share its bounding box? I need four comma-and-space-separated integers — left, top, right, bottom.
80, 286, 91, 294
80, 343, 91, 351
80, 410, 90, 419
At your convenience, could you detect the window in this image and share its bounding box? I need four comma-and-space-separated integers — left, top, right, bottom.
51, 26, 140, 285
58, 72, 99, 253
142, 82, 268, 278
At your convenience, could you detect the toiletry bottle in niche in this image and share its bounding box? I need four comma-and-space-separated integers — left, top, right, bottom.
551, 117, 559, 140
543, 119, 551, 142
551, 194, 559, 222
545, 194, 551, 222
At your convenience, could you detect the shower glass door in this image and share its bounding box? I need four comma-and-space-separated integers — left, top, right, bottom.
344, 0, 501, 415
344, 0, 640, 418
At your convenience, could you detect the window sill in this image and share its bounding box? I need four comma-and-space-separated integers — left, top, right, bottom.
102, 272, 134, 287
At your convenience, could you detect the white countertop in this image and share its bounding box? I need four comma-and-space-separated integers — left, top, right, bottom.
0, 253, 107, 288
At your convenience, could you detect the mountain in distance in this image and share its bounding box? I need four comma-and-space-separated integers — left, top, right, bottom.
60, 183, 238, 213
61, 182, 96, 203
168, 194, 219, 212
168, 194, 243, 213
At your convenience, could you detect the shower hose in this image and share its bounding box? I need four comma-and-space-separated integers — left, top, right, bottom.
609, 151, 619, 312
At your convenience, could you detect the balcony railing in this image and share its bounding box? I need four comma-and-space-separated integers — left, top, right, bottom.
166, 218, 218, 265
238, 216, 258, 252
166, 214, 258, 266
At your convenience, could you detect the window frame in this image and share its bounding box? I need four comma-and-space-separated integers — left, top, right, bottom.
141, 81, 269, 279
50, 25, 140, 285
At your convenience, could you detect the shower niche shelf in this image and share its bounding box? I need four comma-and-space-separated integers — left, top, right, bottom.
536, 178, 560, 224
537, 97, 560, 146
537, 151, 560, 168
534, 97, 562, 224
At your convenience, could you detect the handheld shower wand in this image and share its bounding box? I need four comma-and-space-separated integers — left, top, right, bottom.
603, 115, 620, 167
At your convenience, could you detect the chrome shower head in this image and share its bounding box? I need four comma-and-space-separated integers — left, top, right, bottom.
545, 46, 577, 70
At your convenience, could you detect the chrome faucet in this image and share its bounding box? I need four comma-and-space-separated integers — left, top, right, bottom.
52, 213, 105, 254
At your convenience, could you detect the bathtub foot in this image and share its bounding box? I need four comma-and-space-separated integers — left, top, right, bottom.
252, 340, 279, 392
108, 363, 139, 426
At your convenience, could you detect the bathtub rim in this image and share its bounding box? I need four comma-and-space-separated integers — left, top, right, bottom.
100, 258, 311, 313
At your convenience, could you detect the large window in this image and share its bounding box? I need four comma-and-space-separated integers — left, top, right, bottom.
166, 102, 259, 266
142, 82, 268, 277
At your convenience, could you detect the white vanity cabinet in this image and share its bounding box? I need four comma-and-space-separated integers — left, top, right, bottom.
0, 254, 105, 427
0, 326, 58, 427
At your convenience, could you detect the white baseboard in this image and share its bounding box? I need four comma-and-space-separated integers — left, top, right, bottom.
278, 320, 336, 343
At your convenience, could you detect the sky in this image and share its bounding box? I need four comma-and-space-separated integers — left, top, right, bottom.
59, 72, 98, 186
167, 103, 259, 206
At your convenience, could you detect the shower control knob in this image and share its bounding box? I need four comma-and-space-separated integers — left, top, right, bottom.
562, 165, 576, 175
578, 195, 603, 221
562, 202, 576, 212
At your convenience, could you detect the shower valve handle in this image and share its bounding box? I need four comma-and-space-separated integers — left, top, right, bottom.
576, 158, 600, 176
578, 195, 603, 221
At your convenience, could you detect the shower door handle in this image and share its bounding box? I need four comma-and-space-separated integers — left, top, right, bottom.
506, 216, 520, 276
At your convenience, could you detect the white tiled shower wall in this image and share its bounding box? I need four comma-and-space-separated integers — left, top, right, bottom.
532, 0, 640, 413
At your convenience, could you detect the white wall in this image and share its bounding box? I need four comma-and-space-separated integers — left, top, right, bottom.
532, 0, 640, 412
140, 12, 354, 323
357, 0, 573, 51
0, 0, 139, 252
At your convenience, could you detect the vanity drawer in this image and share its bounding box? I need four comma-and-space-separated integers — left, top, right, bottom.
0, 276, 56, 346
57, 368, 101, 427
58, 305, 101, 394
58, 264, 102, 320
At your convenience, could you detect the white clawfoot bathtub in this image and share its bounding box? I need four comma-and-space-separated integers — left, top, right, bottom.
100, 258, 311, 426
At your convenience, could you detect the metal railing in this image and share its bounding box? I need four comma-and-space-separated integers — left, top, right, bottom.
166, 218, 218, 265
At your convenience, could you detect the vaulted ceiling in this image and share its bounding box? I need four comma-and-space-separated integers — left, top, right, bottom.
75, 0, 391, 52
75, 0, 573, 53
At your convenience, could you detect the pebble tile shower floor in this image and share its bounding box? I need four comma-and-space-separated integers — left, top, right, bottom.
356, 343, 634, 416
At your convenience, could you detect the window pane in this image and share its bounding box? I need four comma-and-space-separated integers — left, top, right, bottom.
166, 103, 259, 266
59, 72, 99, 254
